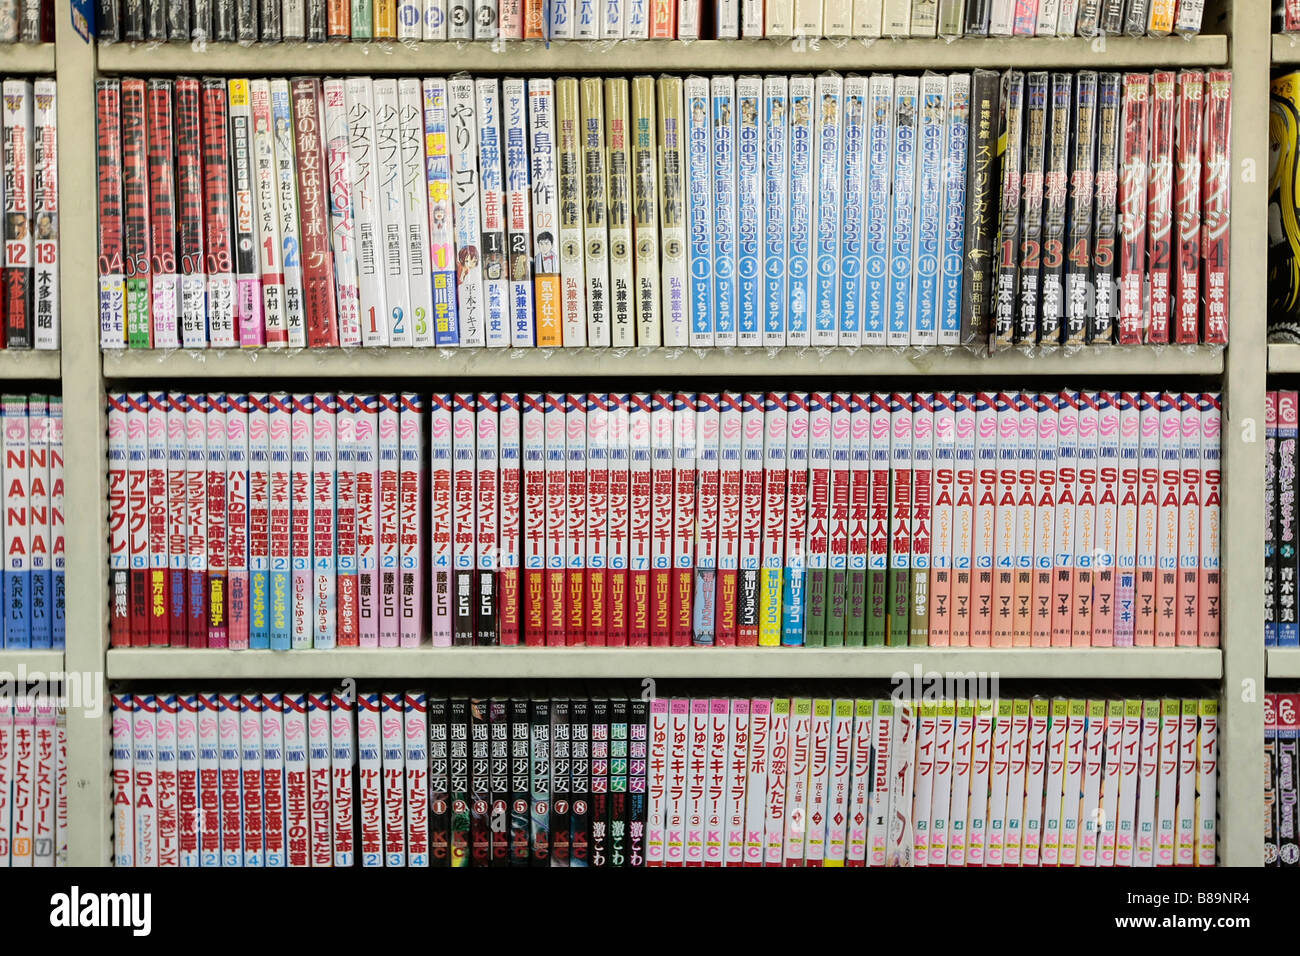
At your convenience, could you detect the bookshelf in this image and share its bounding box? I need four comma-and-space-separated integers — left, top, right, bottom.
54, 0, 1271, 868
0, 350, 60, 380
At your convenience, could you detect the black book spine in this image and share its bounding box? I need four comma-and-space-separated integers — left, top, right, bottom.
306, 0, 326, 39
1090, 73, 1122, 344
1016, 72, 1048, 345
449, 696, 471, 867
1039, 72, 1074, 345
961, 69, 1001, 345
213, 0, 236, 39
1064, 72, 1098, 347
168, 0, 191, 38
609, 697, 629, 867
628, 698, 649, 867
589, 696, 610, 866
549, 696, 571, 866
236, 0, 257, 40
427, 696, 450, 866
145, 0, 166, 38
529, 697, 551, 866
489, 698, 511, 866
993, 71, 1025, 351
469, 697, 491, 866
964, 0, 990, 34
260, 0, 281, 39
122, 0, 145, 39
98, 0, 122, 41
509, 697, 532, 866
569, 697, 591, 867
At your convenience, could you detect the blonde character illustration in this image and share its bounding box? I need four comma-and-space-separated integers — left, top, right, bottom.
1269, 93, 1300, 319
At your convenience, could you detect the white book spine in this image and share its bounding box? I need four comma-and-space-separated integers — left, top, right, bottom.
711, 75, 738, 348
657, 77, 688, 348
270, 80, 306, 349
375, 79, 414, 348
475, 78, 510, 349
762, 76, 788, 348
556, 78, 587, 347
503, 79, 535, 349
346, 77, 387, 348
448, 78, 486, 347
812, 73, 842, 348
735, 77, 763, 347
863, 75, 893, 346
398, 80, 435, 348
250, 80, 285, 346
685, 76, 714, 348
602, 0, 625, 34
32, 79, 57, 350
786, 76, 814, 348
606, 79, 636, 349
323, 79, 362, 349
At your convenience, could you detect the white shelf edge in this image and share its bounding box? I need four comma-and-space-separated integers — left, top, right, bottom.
1269, 342, 1300, 374
1275, 33, 1300, 63
106, 646, 1223, 680
102, 344, 1226, 380
97, 35, 1229, 73
0, 350, 60, 380
0, 43, 56, 73
0, 649, 65, 674
1268, 648, 1300, 679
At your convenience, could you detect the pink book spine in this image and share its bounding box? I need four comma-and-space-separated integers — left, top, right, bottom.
1051, 391, 1078, 648
671, 392, 698, 647
331, 691, 357, 868
991, 393, 1018, 648
239, 693, 265, 867
312, 393, 338, 649
226, 394, 251, 649
335, 395, 358, 647
1114, 393, 1140, 647
217, 694, 243, 867
400, 393, 425, 648
628, 395, 654, 647
289, 394, 313, 650
145, 394, 169, 647
260, 693, 285, 867
355, 395, 381, 648
846, 700, 872, 866
430, 394, 455, 647
377, 395, 402, 648
1092, 393, 1120, 647
498, 394, 523, 646
1176, 393, 1203, 647
1155, 393, 1181, 648
928, 394, 955, 646
665, 698, 689, 866
744, 698, 771, 866
476, 393, 501, 647
196, 693, 221, 866
645, 697, 669, 866
704, 698, 728, 866
564, 393, 587, 646
282, 693, 310, 867
543, 393, 567, 647
1072, 393, 1099, 648
605, 394, 631, 648
725, 699, 749, 867
585, 394, 609, 647
206, 394, 229, 649
1013, 0, 1038, 34
521, 394, 546, 647
380, 693, 406, 866
306, 692, 334, 866
175, 693, 201, 867
950, 395, 975, 647
1031, 393, 1057, 648
1098, 701, 1124, 866
971, 393, 997, 647
1198, 393, 1221, 646
1134, 392, 1160, 646
684, 697, 709, 865
650, 393, 675, 647
247, 395, 270, 648
764, 700, 791, 866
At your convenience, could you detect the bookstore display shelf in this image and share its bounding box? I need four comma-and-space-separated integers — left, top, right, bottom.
1270, 343, 1300, 374
0, 649, 64, 675
104, 646, 1224, 681
0, 43, 56, 73
1276, 34, 1300, 64
95, 35, 1229, 75
1268, 648, 1300, 679
101, 343, 1227, 381
0, 350, 59, 380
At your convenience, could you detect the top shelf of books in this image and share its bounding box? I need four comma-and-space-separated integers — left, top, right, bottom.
95, 35, 1229, 75
0, 43, 54, 73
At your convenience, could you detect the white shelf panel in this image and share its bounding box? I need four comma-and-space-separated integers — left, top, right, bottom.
1269, 343, 1300, 374
102, 344, 1226, 380
0, 350, 59, 380
0, 43, 55, 73
106, 646, 1223, 680
1268, 648, 1300, 679
97, 35, 1228, 73
0, 649, 64, 674
1275, 33, 1300, 63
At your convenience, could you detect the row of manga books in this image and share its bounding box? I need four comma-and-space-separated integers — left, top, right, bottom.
106, 388, 1221, 651
989, 69, 1230, 349
1267, 73, 1300, 344
1266, 390, 1297, 648
1280, 3, 1300, 34
1265, 692, 1300, 867
93, 0, 1208, 42
109, 688, 1218, 867
0, 693, 68, 867
0, 0, 49, 42
0, 395, 62, 650
0, 79, 59, 351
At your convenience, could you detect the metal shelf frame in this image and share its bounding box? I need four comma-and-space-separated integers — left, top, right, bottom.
54, 2, 1271, 865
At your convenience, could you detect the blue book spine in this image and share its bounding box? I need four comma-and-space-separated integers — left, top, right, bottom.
888, 78, 918, 347
913, 75, 945, 346
686, 79, 714, 347
813, 75, 842, 347
863, 76, 893, 347
786, 78, 814, 346
762, 77, 788, 347
941, 74, 970, 345
838, 78, 867, 347
735, 78, 763, 346
711, 78, 738, 346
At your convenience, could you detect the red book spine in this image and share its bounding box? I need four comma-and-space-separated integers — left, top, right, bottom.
147, 79, 179, 350
3, 80, 33, 349
1200, 71, 1230, 345
1117, 73, 1150, 345
201, 78, 235, 348
96, 78, 124, 352
121, 78, 152, 350
108, 393, 130, 647
1145, 73, 1175, 344
290, 77, 339, 348
175, 78, 206, 349
1173, 71, 1203, 344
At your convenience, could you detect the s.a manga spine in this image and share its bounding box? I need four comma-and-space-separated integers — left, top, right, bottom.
423, 77, 459, 347
228, 80, 265, 348
1177, 392, 1203, 648
631, 76, 661, 348
202, 77, 237, 349
1199, 393, 1220, 646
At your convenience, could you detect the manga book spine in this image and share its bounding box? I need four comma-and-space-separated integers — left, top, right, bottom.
762, 75, 789, 348
1176, 393, 1203, 647
555, 77, 586, 347
564, 394, 587, 645
348, 77, 382, 348
333, 396, 358, 647
226, 394, 250, 649
787, 76, 815, 347
398, 0, 422, 33
912, 74, 943, 347
1039, 72, 1072, 344
684, 395, 714, 645
249, 81, 285, 347
584, 394, 608, 646
627, 396, 651, 646
288, 394, 313, 650
425, 697, 449, 866
991, 393, 1017, 647
605, 79, 635, 348
477, 394, 501, 646
992, 71, 1024, 349
1060, 699, 1088, 865
650, 393, 674, 646
1199, 393, 1220, 646
228, 80, 265, 348
363, 80, 403, 347
175, 695, 200, 867
1073, 393, 1099, 647
1093, 392, 1120, 647
1154, 392, 1180, 648
308, 394, 336, 649
120, 79, 150, 350
266, 394, 291, 650
279, 0, 304, 36
854, 0, 883, 33
1004, 699, 1032, 865
377, 394, 401, 647
217, 694, 243, 867
1038, 697, 1067, 864
324, 692, 353, 867
474, 78, 508, 349
144, 80, 178, 351
630, 77, 661, 348
826, 395, 853, 645
422, 78, 459, 347
321, 80, 360, 350
111, 695, 134, 867
27, 79, 54, 350
1146, 72, 1176, 343
375, 0, 398, 34
201, 78, 236, 349
1201, 71, 1230, 345
129, 694, 157, 868
971, 392, 996, 647
908, 394, 932, 646
521, 394, 546, 646
684, 76, 713, 348
711, 76, 738, 348
887, 700, 916, 866
756, 394, 785, 646
783, 393, 810, 646
195, 693, 222, 867
1098, 698, 1123, 864
1117, 73, 1150, 344
380, 694, 407, 867
1064, 71, 1097, 346
1196, 699, 1217, 864
289, 78, 338, 348
357, 693, 384, 868
498, 394, 522, 647
784, 698, 814, 866
1135, 698, 1160, 866
927, 394, 954, 646
578, 78, 610, 348
1114, 392, 1139, 646
505, 697, 528, 865
500, 0, 522, 32
238, 694, 264, 868
397, 393, 425, 645
887, 393, 913, 646
446, 87, 487, 344
427, 394, 453, 646
1020, 698, 1049, 863
1175, 698, 1198, 865
646, 697, 668, 865
734, 394, 762, 646
606, 394, 630, 647
866, 394, 891, 646
122, 394, 146, 648
136, 395, 165, 648
259, 694, 284, 868
1011, 394, 1037, 647
887, 76, 918, 347
204, 394, 228, 649
1012, 0, 1036, 33
247, 395, 270, 648
107, 397, 128, 645
1090, 72, 1120, 343
866, 698, 893, 865
543, 393, 566, 646
528, 698, 550, 866
671, 392, 698, 647
1113, 699, 1141, 866
1174, 71, 1204, 344
962, 70, 999, 343
523, 0, 543, 35
526, 78, 560, 348
267, 81, 303, 349
1052, 390, 1078, 647
728, 77, 761, 348
502, 79, 534, 349
1016, 72, 1047, 344
938, 74, 968, 346
657, 77, 688, 347
810, 74, 842, 348
184, 396, 208, 647
883, 0, 910, 31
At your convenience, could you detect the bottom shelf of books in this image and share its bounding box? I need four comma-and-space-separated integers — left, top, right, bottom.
108, 683, 1219, 868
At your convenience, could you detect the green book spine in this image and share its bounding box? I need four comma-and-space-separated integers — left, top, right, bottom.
867, 568, 888, 645
826, 569, 847, 646
910, 567, 930, 645
845, 568, 867, 646
804, 568, 827, 646
888, 565, 910, 645
351, 0, 373, 37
